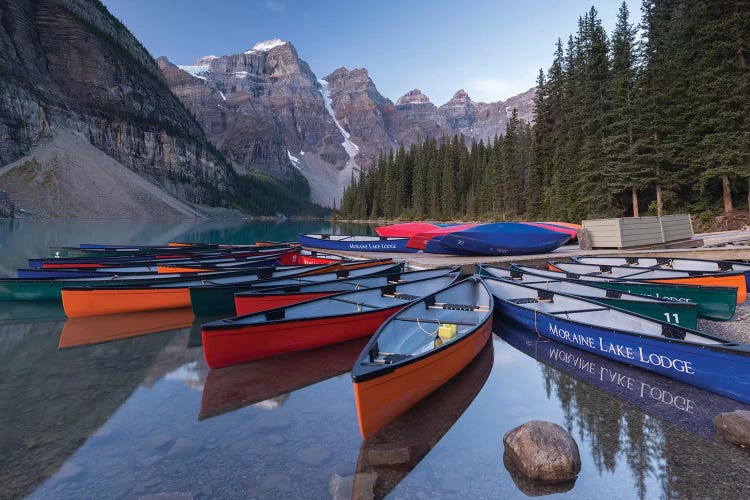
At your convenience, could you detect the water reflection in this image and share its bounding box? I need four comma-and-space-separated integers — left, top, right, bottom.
0, 301, 66, 325
59, 308, 195, 348
355, 338, 493, 498
498, 323, 750, 500
200, 338, 368, 420
0, 318, 179, 499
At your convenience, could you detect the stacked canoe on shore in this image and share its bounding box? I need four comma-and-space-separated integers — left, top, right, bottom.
298, 221, 580, 256
5, 239, 750, 440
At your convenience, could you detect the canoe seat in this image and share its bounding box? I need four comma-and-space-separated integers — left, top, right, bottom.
439, 303, 484, 311
661, 323, 686, 340
372, 353, 412, 364
265, 309, 285, 321
507, 297, 541, 305
394, 293, 420, 301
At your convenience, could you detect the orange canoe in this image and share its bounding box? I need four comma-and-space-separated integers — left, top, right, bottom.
352, 277, 493, 439
548, 261, 747, 303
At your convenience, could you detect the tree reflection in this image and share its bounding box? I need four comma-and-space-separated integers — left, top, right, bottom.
502, 326, 750, 500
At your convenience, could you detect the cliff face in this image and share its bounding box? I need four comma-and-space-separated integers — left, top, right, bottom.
160, 40, 348, 181
0, 0, 234, 210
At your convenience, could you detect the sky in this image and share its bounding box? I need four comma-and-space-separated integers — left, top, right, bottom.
102, 0, 641, 105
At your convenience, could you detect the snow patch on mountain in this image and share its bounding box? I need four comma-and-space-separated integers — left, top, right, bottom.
317, 79, 359, 159
178, 65, 209, 80
287, 150, 303, 170
246, 39, 287, 54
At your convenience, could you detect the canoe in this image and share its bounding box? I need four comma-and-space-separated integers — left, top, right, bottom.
352, 277, 493, 439
375, 222, 441, 238
201, 273, 460, 369
18, 253, 287, 278
478, 264, 699, 328
59, 308, 195, 348
510, 264, 737, 321
488, 277, 750, 404
499, 322, 750, 441
297, 234, 418, 253
439, 223, 571, 256
0, 265, 314, 302
355, 337, 492, 498
234, 266, 460, 316
406, 223, 478, 250
199, 337, 369, 420
189, 260, 404, 317
549, 261, 747, 303
572, 255, 750, 289
31, 245, 295, 269
59, 264, 335, 317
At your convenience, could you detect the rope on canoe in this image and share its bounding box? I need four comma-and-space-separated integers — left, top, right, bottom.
417, 318, 440, 336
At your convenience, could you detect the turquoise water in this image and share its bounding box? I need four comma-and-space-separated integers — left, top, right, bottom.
1, 219, 749, 499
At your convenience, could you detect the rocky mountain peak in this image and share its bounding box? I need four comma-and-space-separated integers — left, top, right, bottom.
447, 89, 472, 105
396, 89, 431, 106
194, 55, 219, 66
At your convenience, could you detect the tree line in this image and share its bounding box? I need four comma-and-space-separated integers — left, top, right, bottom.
339, 1, 749, 223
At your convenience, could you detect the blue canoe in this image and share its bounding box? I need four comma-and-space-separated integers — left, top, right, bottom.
438, 222, 570, 256
297, 234, 418, 253
485, 277, 750, 404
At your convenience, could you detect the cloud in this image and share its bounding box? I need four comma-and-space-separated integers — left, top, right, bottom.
467, 78, 531, 102
265, 0, 286, 13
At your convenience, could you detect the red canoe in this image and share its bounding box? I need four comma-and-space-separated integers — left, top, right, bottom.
406, 224, 478, 250
201, 273, 460, 368
375, 222, 440, 238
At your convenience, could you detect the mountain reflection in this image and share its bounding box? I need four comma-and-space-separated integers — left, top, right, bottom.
499, 323, 750, 500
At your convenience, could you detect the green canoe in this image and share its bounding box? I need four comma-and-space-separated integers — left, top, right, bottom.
478, 264, 699, 328
509, 264, 737, 321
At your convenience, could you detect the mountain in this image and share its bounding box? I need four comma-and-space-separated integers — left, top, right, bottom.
161, 41, 535, 207
0, 0, 245, 216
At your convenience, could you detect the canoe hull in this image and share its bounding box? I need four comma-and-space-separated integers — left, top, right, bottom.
440, 223, 570, 256
297, 234, 417, 253
62, 287, 191, 318
354, 319, 492, 439
494, 300, 750, 404
202, 306, 405, 369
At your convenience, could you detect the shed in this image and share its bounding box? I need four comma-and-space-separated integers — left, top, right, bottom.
582, 214, 693, 249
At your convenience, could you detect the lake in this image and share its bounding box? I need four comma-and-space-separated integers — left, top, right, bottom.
1, 219, 749, 499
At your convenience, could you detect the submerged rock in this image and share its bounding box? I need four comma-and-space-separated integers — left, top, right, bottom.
503, 420, 581, 484
714, 410, 750, 447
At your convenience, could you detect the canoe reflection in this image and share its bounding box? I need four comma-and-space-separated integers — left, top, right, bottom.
498, 323, 750, 440
0, 301, 66, 325
354, 337, 493, 498
199, 337, 368, 420
59, 308, 194, 348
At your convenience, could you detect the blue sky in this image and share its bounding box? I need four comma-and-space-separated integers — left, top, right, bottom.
103, 0, 641, 105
